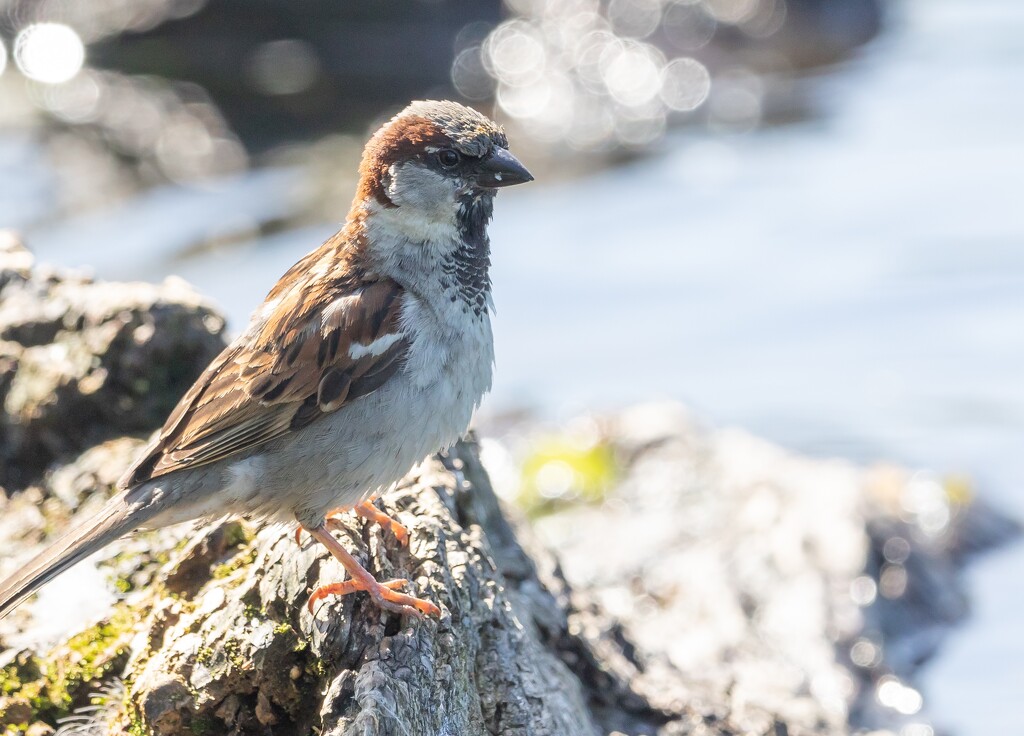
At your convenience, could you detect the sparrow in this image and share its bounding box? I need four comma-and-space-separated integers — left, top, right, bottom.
0, 100, 533, 620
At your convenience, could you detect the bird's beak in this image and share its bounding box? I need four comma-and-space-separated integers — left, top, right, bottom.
476, 147, 534, 188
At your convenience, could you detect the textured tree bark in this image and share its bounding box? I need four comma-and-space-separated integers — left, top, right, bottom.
1, 438, 706, 736
116, 440, 682, 736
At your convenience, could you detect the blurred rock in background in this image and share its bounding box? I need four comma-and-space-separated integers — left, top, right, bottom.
0, 231, 225, 491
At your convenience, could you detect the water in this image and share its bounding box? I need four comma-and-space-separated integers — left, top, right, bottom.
9, 0, 1024, 731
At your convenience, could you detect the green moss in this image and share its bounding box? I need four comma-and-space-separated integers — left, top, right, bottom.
0, 656, 42, 696
47, 605, 135, 713
0, 604, 136, 726
1, 655, 47, 719
190, 714, 218, 735
305, 658, 328, 679
241, 602, 266, 620
220, 638, 247, 670
126, 709, 147, 736
121, 674, 146, 736
517, 435, 619, 517
152, 550, 172, 566
114, 576, 133, 594
211, 547, 257, 580
222, 521, 252, 548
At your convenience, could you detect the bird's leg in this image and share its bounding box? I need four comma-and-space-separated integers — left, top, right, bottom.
294, 514, 345, 545
294, 498, 409, 546
305, 523, 440, 618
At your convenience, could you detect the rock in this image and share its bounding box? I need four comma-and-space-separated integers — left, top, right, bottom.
105, 443, 681, 736
0, 241, 1014, 735
503, 405, 1018, 736
0, 235, 227, 491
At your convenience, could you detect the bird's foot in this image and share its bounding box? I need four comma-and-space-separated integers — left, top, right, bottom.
305, 523, 440, 619
294, 499, 409, 547
352, 500, 409, 545
307, 577, 439, 618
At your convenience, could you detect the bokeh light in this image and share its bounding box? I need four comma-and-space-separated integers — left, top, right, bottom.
608, 0, 663, 38
18, 0, 208, 45
477, 0, 735, 149
879, 563, 908, 599
40, 72, 102, 123
485, 20, 547, 87
28, 65, 248, 186
603, 41, 665, 107
662, 1, 717, 51
849, 575, 877, 606
901, 472, 952, 536
704, 0, 760, 24
451, 46, 493, 100
882, 536, 911, 564
14, 23, 86, 85
661, 57, 711, 111
741, 0, 787, 37
707, 67, 763, 132
876, 675, 924, 716
849, 638, 881, 668
0, 38, 7, 78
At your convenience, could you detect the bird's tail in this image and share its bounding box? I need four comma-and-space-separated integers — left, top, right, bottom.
0, 491, 161, 619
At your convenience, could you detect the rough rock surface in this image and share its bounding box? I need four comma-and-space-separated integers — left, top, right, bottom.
511, 408, 1017, 736
0, 231, 226, 491
0, 238, 1015, 736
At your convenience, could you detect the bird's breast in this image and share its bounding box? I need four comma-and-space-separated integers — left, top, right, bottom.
399, 290, 494, 428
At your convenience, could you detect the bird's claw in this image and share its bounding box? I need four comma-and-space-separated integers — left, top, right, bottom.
307, 577, 439, 618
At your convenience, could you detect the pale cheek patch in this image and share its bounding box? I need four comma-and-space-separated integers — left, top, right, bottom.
389, 161, 457, 212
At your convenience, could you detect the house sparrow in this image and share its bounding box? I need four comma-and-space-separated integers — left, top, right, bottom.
0, 100, 532, 620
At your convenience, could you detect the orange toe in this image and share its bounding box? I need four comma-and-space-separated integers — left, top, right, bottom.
354, 502, 410, 546
304, 524, 438, 618
307, 577, 437, 618
371, 583, 441, 617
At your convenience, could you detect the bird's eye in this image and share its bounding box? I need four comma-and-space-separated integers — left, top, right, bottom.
437, 149, 461, 168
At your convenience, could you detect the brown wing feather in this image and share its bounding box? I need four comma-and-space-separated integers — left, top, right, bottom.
118, 273, 408, 490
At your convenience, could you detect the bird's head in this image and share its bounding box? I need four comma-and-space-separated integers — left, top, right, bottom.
352, 100, 532, 242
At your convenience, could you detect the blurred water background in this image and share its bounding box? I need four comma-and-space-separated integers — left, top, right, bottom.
0, 0, 1021, 733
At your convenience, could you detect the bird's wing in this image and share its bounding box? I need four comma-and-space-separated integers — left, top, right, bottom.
119, 276, 408, 489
